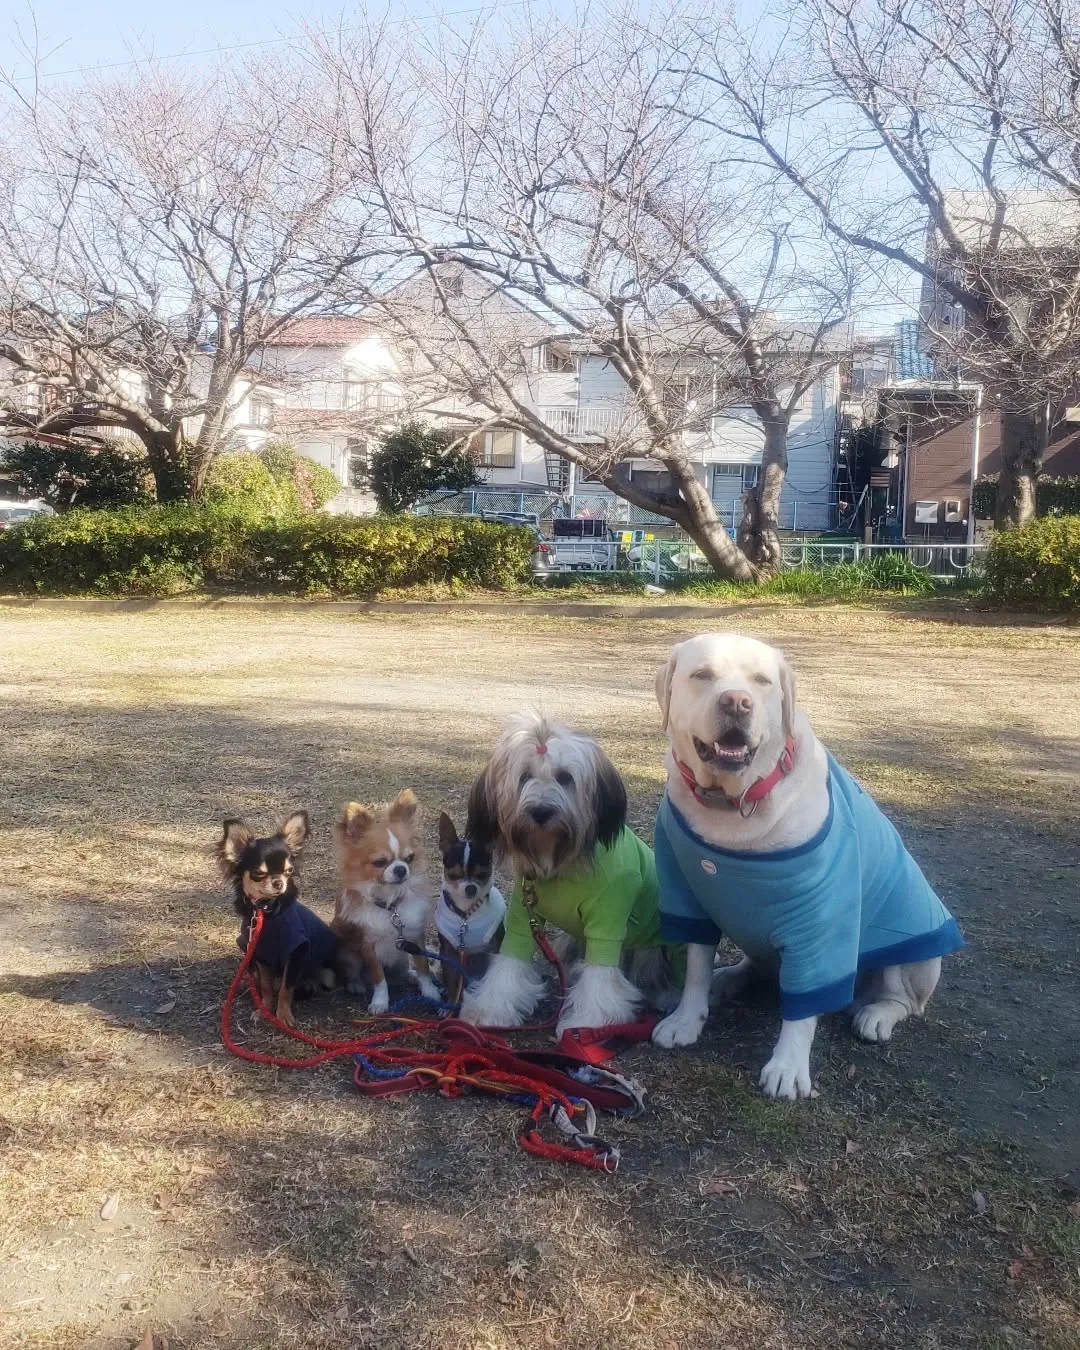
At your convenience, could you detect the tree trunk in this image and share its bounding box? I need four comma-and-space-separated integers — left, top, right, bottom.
145, 428, 194, 503
996, 403, 1047, 529
664, 459, 758, 582
738, 415, 787, 573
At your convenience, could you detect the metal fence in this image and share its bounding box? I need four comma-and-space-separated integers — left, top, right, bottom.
418, 489, 986, 581
563, 538, 986, 581
851, 542, 984, 578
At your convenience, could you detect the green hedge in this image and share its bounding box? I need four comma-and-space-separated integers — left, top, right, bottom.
0, 505, 534, 597
973, 474, 1080, 518
983, 515, 1080, 609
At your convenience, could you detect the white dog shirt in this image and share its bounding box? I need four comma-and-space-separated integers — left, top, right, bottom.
436, 886, 506, 953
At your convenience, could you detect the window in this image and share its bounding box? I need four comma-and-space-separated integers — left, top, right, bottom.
343, 371, 374, 410
629, 466, 676, 499
543, 343, 575, 373
346, 438, 368, 488
662, 372, 713, 432
248, 394, 273, 427
711, 463, 758, 500
474, 429, 516, 469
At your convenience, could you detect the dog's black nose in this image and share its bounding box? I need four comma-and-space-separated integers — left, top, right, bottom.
464, 882, 478, 898
391, 862, 408, 880
529, 804, 556, 825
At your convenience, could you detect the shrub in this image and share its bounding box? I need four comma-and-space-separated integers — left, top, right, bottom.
200, 451, 297, 519
0, 505, 534, 597
1, 438, 152, 511
983, 515, 1080, 610
259, 442, 341, 511
973, 474, 1080, 519
200, 446, 343, 518
369, 421, 480, 513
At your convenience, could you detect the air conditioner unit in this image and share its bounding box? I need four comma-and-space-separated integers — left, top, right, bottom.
944, 498, 964, 523
914, 500, 940, 524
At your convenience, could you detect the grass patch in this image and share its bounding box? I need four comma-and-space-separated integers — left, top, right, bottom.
0, 603, 1078, 1349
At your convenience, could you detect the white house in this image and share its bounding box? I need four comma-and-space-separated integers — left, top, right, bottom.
239, 315, 842, 529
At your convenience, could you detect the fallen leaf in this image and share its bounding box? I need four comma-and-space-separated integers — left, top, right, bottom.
133, 1331, 154, 1350
973, 1190, 988, 1217
99, 1193, 120, 1222
1068, 1200, 1080, 1219
844, 1138, 862, 1157
1007, 1260, 1025, 1281
700, 1175, 739, 1197
153, 996, 176, 1015
809, 1087, 821, 1099
846, 1064, 859, 1081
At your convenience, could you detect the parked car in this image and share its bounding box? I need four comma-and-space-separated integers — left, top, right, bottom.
0, 500, 55, 530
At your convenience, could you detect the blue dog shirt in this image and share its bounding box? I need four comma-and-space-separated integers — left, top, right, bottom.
240, 901, 338, 974
656, 754, 964, 1020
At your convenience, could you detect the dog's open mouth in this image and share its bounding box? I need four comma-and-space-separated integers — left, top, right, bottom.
693, 728, 755, 771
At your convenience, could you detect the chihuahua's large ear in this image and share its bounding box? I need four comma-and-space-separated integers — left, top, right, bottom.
466, 770, 497, 850
217, 818, 254, 870
337, 801, 375, 841
437, 811, 459, 855
779, 655, 798, 740
280, 810, 310, 851
389, 788, 419, 822
654, 644, 681, 733
592, 746, 628, 849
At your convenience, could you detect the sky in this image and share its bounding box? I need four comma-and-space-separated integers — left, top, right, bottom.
1, 0, 918, 332
1, 0, 558, 81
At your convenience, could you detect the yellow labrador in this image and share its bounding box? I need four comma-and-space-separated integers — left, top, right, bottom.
650, 633, 964, 1100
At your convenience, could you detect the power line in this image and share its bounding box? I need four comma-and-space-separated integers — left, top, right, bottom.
10, 0, 539, 83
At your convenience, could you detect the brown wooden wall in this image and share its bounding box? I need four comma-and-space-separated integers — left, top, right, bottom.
898, 403, 1080, 537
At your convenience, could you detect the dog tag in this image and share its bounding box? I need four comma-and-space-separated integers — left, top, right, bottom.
700, 859, 717, 875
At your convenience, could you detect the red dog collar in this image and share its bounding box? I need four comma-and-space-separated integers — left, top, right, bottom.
674, 736, 797, 816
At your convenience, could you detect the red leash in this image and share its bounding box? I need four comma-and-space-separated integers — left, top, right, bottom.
221, 909, 654, 1170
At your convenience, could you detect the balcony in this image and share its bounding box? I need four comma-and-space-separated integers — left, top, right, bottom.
342, 384, 406, 413
536, 404, 646, 439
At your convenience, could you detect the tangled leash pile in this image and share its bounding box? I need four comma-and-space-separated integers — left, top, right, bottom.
221, 908, 653, 1171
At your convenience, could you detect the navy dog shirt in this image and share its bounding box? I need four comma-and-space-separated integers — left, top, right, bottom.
240, 901, 337, 974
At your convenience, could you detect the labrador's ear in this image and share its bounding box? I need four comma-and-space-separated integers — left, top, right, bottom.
654, 644, 682, 733
466, 771, 498, 851
437, 811, 459, 855
779, 656, 798, 740
592, 747, 628, 849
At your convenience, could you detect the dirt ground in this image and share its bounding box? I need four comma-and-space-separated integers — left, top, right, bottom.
0, 599, 1078, 1350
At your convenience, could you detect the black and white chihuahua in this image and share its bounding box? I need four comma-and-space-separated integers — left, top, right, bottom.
436, 812, 506, 1006
216, 810, 337, 1027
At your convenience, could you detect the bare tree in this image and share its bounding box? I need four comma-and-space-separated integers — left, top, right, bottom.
0, 50, 384, 499
313, 9, 858, 577
689, 0, 1080, 529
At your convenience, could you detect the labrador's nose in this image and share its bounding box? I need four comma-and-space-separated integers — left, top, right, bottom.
718, 689, 753, 719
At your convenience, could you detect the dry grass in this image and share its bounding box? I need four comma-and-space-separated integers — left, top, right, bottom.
0, 600, 1078, 1350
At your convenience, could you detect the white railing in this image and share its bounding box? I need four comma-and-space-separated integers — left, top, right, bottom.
854, 542, 985, 577
342, 387, 405, 413
536, 405, 645, 438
